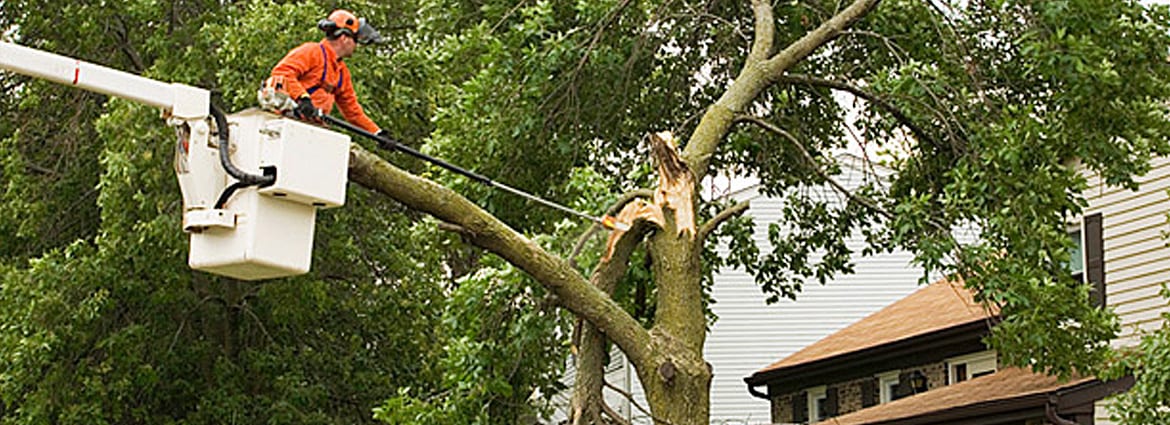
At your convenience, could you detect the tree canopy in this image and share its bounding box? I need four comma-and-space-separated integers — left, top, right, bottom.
4, 0, 1170, 424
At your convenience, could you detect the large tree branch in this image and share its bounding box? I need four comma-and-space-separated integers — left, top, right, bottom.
759, 0, 882, 79
347, 145, 653, 365
775, 73, 942, 154
747, 0, 775, 64
681, 0, 882, 179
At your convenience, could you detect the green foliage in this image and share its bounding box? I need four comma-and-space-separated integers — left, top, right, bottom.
1106, 289, 1170, 425
864, 0, 1170, 378
373, 259, 569, 425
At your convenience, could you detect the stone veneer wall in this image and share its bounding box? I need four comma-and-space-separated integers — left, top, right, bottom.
768, 359, 953, 423
771, 392, 793, 423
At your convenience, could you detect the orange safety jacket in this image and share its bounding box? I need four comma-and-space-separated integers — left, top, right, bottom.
270, 40, 380, 134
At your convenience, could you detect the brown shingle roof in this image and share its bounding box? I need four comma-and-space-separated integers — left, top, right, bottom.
821, 367, 1094, 425
754, 279, 997, 375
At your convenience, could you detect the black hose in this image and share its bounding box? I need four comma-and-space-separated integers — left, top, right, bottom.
209, 103, 275, 208
213, 181, 249, 209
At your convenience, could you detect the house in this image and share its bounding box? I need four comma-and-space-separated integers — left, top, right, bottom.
744, 280, 1133, 425
743, 154, 1170, 425
551, 154, 927, 423
1078, 156, 1170, 423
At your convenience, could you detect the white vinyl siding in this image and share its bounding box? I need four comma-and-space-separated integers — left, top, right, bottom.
702, 154, 924, 424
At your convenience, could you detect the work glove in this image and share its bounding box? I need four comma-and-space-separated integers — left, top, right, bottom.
293, 96, 319, 120
375, 129, 398, 149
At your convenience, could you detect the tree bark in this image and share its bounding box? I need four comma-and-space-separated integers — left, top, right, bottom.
571, 321, 609, 425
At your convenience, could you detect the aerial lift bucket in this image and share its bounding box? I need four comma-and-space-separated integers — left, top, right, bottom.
0, 40, 347, 281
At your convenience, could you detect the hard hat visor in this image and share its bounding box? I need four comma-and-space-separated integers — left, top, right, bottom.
354, 18, 383, 45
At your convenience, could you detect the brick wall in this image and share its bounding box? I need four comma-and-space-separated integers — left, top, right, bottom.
922, 361, 947, 390
772, 392, 793, 422
769, 359, 953, 423
834, 376, 868, 415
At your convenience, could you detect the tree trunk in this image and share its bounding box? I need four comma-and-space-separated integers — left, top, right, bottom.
636, 347, 711, 425
639, 132, 711, 425
571, 322, 609, 424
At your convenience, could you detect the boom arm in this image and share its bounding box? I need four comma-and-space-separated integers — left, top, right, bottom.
0, 42, 208, 118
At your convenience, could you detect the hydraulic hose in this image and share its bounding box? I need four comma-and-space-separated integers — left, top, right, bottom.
214, 181, 250, 210
210, 103, 275, 208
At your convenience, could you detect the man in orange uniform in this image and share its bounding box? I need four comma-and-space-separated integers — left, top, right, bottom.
269, 9, 391, 140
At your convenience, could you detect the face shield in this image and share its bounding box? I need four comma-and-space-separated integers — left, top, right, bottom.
354, 18, 383, 45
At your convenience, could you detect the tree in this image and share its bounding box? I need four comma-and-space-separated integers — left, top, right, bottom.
5, 1, 1170, 425
349, 0, 1170, 424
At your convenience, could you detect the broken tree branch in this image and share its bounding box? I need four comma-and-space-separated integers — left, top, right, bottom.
572, 214, 652, 425
569, 188, 656, 267
650, 132, 696, 237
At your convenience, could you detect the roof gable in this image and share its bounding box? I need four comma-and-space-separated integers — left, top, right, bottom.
753, 279, 997, 376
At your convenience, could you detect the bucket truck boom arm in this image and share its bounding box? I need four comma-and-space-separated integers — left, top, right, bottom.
0, 42, 209, 119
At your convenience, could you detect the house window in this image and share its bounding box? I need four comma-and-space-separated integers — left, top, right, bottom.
1067, 228, 1084, 282
807, 386, 827, 422
947, 350, 996, 384
878, 371, 900, 404
1066, 214, 1105, 308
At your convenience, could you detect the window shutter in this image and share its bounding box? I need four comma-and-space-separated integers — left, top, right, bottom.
860, 378, 877, 407
792, 391, 808, 423
893, 372, 913, 400
825, 387, 839, 417
1084, 213, 1105, 308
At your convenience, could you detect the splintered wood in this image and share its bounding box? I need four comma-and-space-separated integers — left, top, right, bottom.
602, 131, 696, 261
649, 131, 696, 237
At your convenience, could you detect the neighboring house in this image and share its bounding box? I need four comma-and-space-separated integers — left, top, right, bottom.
743, 156, 1170, 425
551, 154, 927, 424
744, 280, 1133, 425
1079, 156, 1170, 424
